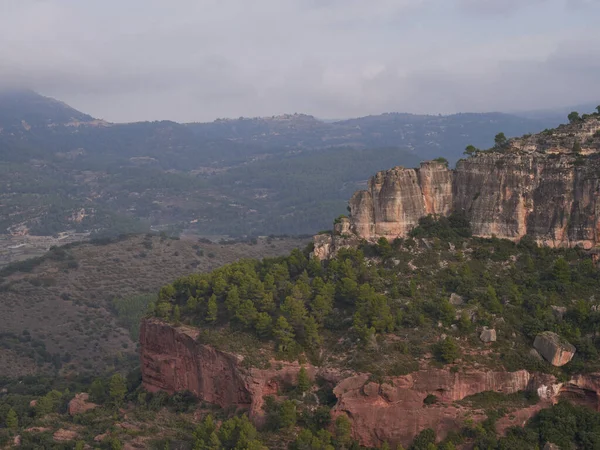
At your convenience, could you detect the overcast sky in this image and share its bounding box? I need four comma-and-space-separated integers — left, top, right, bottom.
0, 0, 598, 122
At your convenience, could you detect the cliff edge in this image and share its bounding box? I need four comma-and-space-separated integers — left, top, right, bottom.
316, 116, 600, 258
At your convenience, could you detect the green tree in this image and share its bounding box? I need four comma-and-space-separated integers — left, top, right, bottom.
5, 408, 18, 429
187, 295, 198, 312
35, 390, 63, 416
464, 145, 478, 156
552, 257, 571, 285
235, 300, 258, 328
410, 429, 436, 450
155, 300, 173, 320
433, 157, 449, 167
310, 294, 333, 325
225, 286, 241, 313
279, 400, 297, 428
434, 337, 460, 364
303, 315, 322, 349
483, 284, 503, 314
90, 378, 106, 404
109, 373, 127, 407
297, 366, 311, 394
568, 111, 581, 123
573, 140, 582, 153
173, 305, 181, 324
255, 312, 273, 338
335, 415, 352, 449
494, 132, 508, 148
273, 316, 296, 354
75, 441, 85, 450
206, 294, 218, 323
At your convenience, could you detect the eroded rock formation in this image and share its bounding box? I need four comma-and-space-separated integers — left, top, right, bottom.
140, 319, 323, 423
349, 161, 453, 239
140, 319, 600, 448
314, 117, 600, 259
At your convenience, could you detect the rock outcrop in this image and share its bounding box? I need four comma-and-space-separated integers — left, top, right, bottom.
314, 117, 600, 259
348, 161, 453, 240
533, 332, 576, 367
140, 319, 323, 424
139, 319, 600, 448
331, 369, 558, 447
68, 393, 98, 416
479, 328, 497, 343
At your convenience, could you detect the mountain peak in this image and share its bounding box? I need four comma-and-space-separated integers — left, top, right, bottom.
0, 89, 95, 130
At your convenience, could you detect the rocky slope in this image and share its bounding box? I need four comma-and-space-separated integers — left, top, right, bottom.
140, 319, 600, 447
317, 116, 600, 257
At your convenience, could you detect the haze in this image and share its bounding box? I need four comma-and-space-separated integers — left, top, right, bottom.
1, 0, 598, 122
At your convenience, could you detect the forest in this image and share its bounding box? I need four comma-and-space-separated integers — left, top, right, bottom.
151, 214, 600, 377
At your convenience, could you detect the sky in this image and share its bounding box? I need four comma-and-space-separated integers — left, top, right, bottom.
0, 0, 599, 123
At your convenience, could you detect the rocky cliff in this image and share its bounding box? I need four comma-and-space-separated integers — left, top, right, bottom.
140, 319, 600, 448
139, 319, 322, 423
316, 117, 600, 257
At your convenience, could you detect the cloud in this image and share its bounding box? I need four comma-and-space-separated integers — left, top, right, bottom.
0, 0, 597, 121
456, 0, 548, 15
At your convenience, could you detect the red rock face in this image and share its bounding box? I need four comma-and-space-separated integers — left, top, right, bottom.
140, 319, 321, 423
330, 370, 557, 448
68, 393, 98, 416
140, 320, 600, 448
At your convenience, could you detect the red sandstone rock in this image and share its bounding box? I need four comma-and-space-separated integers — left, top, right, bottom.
24, 427, 51, 433
53, 428, 78, 442
331, 369, 557, 447
139, 319, 600, 448
68, 393, 98, 416
140, 319, 319, 424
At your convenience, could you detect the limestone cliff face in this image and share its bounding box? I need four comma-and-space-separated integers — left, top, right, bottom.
332, 117, 600, 253
348, 161, 453, 240
140, 319, 600, 448
453, 153, 600, 248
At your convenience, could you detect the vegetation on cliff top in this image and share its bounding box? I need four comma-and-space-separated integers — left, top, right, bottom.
464, 108, 600, 157
151, 214, 600, 376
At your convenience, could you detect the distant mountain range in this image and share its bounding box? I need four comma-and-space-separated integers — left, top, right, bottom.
0, 90, 594, 237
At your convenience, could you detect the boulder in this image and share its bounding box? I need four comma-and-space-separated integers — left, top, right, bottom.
68, 393, 98, 416
480, 328, 497, 343
449, 293, 464, 306
550, 306, 567, 320
543, 443, 560, 450
534, 332, 575, 366
53, 429, 78, 442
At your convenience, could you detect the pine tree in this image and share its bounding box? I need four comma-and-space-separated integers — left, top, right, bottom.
206, 295, 218, 323
297, 367, 311, 394
109, 374, 127, 407
279, 400, 297, 429
5, 408, 18, 429
273, 316, 296, 353
173, 305, 181, 324
254, 312, 273, 338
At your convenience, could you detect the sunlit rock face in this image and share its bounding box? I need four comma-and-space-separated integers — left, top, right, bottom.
341, 117, 600, 249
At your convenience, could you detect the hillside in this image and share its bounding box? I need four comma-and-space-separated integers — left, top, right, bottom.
0, 89, 94, 130
0, 234, 306, 378
0, 90, 566, 238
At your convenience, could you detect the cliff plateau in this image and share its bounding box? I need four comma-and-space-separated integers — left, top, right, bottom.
316, 116, 600, 258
